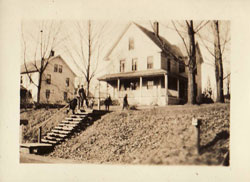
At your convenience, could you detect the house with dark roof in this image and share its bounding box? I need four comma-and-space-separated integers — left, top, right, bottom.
98, 22, 203, 106
21, 55, 77, 104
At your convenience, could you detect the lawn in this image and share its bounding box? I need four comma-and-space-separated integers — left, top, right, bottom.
45, 103, 230, 165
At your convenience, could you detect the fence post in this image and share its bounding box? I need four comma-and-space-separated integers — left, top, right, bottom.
20, 119, 28, 144
38, 127, 42, 143
192, 118, 201, 155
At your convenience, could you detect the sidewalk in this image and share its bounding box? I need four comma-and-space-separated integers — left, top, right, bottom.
20, 153, 85, 164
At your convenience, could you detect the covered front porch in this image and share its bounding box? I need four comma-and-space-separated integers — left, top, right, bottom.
98, 69, 187, 106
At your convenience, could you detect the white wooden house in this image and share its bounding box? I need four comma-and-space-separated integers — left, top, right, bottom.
98, 22, 203, 106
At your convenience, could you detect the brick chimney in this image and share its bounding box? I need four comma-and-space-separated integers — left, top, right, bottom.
153, 22, 159, 36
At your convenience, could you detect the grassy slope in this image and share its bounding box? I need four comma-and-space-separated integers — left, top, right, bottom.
48, 103, 230, 165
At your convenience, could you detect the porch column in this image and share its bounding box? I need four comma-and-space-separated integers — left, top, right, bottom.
177, 79, 180, 98
140, 76, 142, 104
164, 74, 168, 105
98, 81, 100, 110
117, 78, 120, 99
106, 82, 109, 97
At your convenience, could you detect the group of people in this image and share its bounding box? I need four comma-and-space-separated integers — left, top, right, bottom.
67, 85, 92, 114
67, 85, 130, 114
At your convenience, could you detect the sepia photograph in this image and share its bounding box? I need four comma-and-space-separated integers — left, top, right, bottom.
19, 20, 230, 165
1, 0, 250, 181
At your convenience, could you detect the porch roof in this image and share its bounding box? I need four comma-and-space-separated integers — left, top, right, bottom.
98, 69, 187, 81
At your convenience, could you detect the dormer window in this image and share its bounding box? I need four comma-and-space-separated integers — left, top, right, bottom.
129, 37, 134, 50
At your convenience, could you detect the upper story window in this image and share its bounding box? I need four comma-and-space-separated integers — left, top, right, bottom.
46, 74, 51, 84
59, 65, 63, 73
129, 37, 134, 50
54, 64, 58, 72
179, 63, 185, 73
147, 56, 153, 69
132, 58, 138, 71
120, 59, 125, 72
66, 78, 70, 87
167, 59, 171, 72
64, 92, 68, 101
46, 89, 50, 99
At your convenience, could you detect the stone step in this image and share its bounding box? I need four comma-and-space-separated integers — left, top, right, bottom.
58, 123, 78, 127
47, 132, 68, 138
70, 114, 87, 118
65, 117, 83, 121
41, 139, 57, 144
61, 120, 81, 124
44, 136, 64, 141
51, 129, 71, 134
54, 126, 75, 131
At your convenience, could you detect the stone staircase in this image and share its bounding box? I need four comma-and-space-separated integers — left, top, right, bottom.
41, 109, 92, 145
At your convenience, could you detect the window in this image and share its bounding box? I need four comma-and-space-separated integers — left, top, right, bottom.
132, 58, 138, 71
147, 56, 153, 69
179, 63, 185, 73
120, 59, 125, 72
54, 64, 58, 72
66, 78, 70, 87
46, 89, 50, 99
129, 37, 134, 50
168, 76, 177, 90
64, 92, 68, 101
59, 65, 63, 73
167, 59, 171, 71
20, 76, 23, 84
147, 80, 154, 89
46, 74, 51, 84
130, 81, 138, 90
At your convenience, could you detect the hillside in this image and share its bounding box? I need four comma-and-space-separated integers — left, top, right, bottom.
47, 103, 230, 165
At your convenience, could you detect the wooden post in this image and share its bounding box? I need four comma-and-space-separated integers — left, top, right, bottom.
19, 125, 23, 144
38, 126, 42, 143
98, 81, 101, 110
177, 79, 180, 99
140, 77, 142, 104
164, 74, 168, 105
117, 78, 120, 101
192, 118, 201, 155
20, 119, 28, 144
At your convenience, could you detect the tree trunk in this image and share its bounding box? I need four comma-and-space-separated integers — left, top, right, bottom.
37, 72, 42, 104
187, 20, 196, 104
213, 21, 225, 103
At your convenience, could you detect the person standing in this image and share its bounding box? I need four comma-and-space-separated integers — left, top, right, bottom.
78, 85, 86, 108
122, 94, 129, 110
104, 95, 112, 111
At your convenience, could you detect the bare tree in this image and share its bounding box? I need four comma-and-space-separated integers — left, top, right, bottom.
64, 20, 108, 97
197, 21, 230, 103
150, 20, 209, 104
21, 20, 64, 104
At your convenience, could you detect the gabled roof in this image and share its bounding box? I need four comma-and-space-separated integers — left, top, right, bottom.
21, 55, 77, 77
134, 23, 183, 57
104, 22, 184, 60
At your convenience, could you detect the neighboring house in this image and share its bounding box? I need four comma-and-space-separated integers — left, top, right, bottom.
98, 22, 203, 106
20, 55, 77, 104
